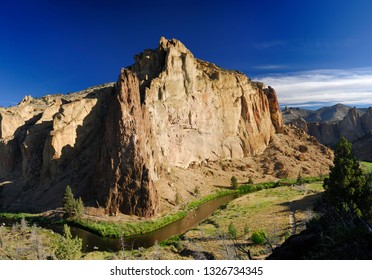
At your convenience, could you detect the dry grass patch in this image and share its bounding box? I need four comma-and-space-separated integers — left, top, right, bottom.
182, 182, 324, 259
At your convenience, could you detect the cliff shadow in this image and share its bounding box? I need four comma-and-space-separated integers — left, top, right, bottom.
0, 112, 55, 211
280, 192, 322, 212
275, 192, 322, 236
0, 113, 43, 177
0, 86, 113, 212
40, 87, 113, 210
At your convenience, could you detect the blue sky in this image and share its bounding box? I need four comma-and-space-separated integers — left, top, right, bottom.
1, 0, 372, 108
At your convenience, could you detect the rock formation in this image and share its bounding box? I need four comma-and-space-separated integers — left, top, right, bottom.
0, 37, 331, 217
288, 107, 372, 160
92, 69, 158, 217
282, 103, 367, 124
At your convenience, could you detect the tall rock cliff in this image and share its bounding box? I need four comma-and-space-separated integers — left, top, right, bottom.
129, 37, 283, 168
0, 37, 295, 216
92, 69, 158, 217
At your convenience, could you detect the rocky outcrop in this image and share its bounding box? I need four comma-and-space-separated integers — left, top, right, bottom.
264, 86, 284, 133
291, 107, 372, 160
283, 104, 367, 124
0, 85, 115, 211
92, 69, 158, 217
130, 37, 281, 168
0, 37, 306, 217
286, 103, 372, 160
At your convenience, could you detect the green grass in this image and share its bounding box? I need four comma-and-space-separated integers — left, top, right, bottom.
183, 181, 325, 259
72, 190, 235, 238
0, 212, 39, 220
186, 190, 234, 210
71, 210, 188, 238
237, 176, 323, 195
361, 161, 372, 173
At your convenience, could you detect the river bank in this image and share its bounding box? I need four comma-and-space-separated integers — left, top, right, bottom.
0, 177, 322, 259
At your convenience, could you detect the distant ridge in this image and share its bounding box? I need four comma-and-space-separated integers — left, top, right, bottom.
284, 104, 372, 161
283, 104, 368, 124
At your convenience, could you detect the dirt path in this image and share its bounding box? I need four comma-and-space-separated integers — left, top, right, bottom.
289, 201, 297, 234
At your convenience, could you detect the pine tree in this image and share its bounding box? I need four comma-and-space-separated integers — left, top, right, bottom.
75, 197, 84, 220
323, 137, 366, 215
231, 176, 238, 189
296, 171, 304, 185
227, 222, 237, 239
63, 186, 76, 218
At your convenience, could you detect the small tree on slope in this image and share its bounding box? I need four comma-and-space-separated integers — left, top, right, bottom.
63, 186, 84, 219
63, 186, 76, 218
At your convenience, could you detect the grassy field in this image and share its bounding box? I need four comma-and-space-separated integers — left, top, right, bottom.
180, 182, 324, 259
0, 220, 59, 260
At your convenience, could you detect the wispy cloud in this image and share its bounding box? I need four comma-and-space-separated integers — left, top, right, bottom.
252, 64, 287, 70
253, 40, 287, 50
255, 68, 372, 108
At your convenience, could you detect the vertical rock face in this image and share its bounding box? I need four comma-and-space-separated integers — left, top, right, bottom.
93, 69, 158, 217
0, 37, 286, 216
264, 86, 284, 133
130, 37, 281, 168
360, 107, 372, 133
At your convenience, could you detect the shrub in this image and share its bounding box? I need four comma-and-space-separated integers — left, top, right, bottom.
296, 172, 304, 185
54, 224, 82, 260
175, 191, 182, 205
231, 176, 238, 189
227, 222, 237, 239
244, 225, 250, 235
238, 184, 256, 194
251, 230, 266, 245
193, 186, 200, 196
248, 177, 254, 184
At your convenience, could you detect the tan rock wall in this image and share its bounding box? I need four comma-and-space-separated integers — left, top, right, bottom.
134, 38, 279, 169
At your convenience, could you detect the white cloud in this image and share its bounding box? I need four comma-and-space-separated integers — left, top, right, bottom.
254, 68, 372, 108
253, 64, 287, 70
253, 41, 287, 50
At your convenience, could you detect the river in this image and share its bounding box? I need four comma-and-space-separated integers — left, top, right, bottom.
0, 194, 236, 252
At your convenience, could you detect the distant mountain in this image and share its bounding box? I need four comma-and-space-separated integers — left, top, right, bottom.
283, 104, 368, 124
284, 104, 372, 161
